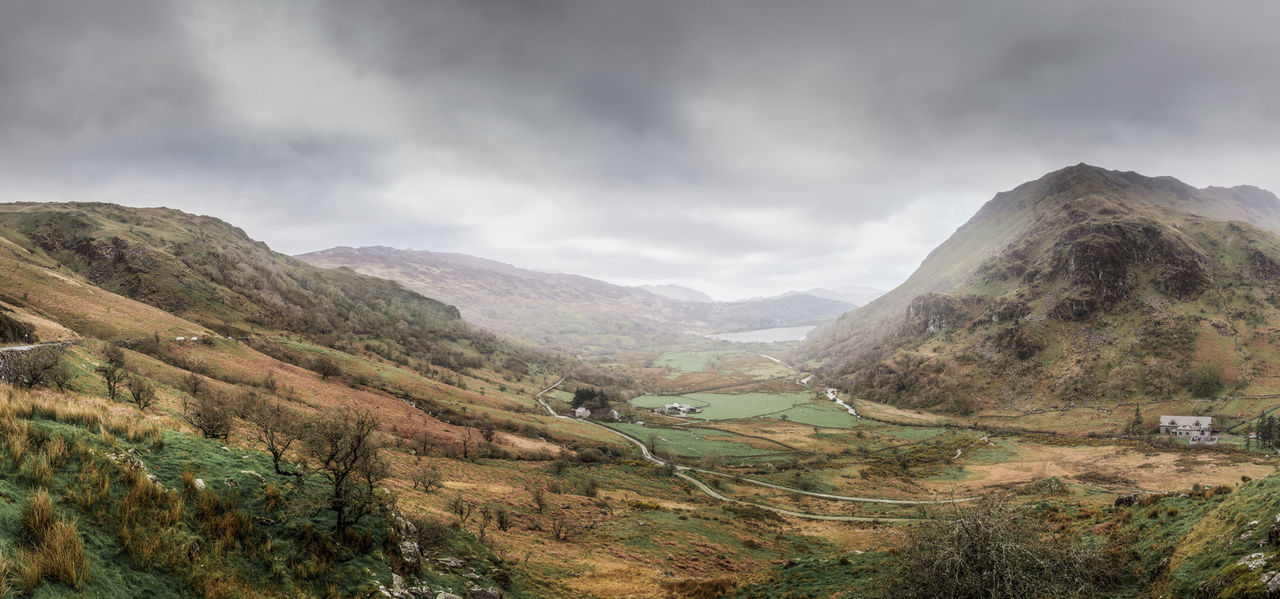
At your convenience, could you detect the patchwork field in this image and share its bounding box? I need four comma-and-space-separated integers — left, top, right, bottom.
630, 391, 814, 420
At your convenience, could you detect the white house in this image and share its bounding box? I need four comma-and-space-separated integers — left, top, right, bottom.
662, 403, 701, 415
1159, 415, 1213, 441
574, 407, 591, 419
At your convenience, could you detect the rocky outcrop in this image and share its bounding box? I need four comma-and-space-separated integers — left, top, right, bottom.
1047, 220, 1210, 318
903, 293, 981, 336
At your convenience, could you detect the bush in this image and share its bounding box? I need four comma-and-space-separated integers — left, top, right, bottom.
1185, 363, 1225, 398
882, 496, 1115, 599
312, 355, 342, 381
183, 390, 233, 440
128, 376, 157, 410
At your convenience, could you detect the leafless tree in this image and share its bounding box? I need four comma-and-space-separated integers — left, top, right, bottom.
411, 465, 442, 493
302, 408, 388, 535
127, 376, 156, 411
97, 363, 126, 400
248, 396, 302, 478
183, 389, 233, 440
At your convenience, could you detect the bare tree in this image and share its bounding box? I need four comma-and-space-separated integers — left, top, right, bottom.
182, 372, 204, 396
97, 363, 126, 400
449, 496, 475, 525
248, 397, 302, 478
411, 465, 442, 493
183, 390, 233, 440
302, 408, 388, 535
461, 427, 474, 461
127, 376, 156, 411
529, 485, 547, 514
476, 505, 494, 541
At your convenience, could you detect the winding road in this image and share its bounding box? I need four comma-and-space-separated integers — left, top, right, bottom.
534, 378, 971, 522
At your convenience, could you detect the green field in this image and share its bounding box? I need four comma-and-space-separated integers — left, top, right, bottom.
630, 391, 812, 420
604, 422, 786, 457
770, 403, 858, 428
653, 350, 738, 373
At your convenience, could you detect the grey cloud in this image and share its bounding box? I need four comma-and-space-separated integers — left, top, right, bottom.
1, 1, 1279, 298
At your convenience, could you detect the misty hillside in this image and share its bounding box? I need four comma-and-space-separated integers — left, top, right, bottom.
803, 164, 1280, 412
639, 284, 715, 303
298, 246, 853, 351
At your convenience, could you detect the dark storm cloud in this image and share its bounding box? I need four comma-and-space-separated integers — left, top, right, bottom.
1, 1, 1278, 298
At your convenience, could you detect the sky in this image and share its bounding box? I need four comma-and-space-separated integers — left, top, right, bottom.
2, 1, 1279, 300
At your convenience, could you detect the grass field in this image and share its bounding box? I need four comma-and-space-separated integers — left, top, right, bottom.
604, 423, 790, 457
769, 403, 858, 428
629, 391, 813, 420
653, 350, 738, 373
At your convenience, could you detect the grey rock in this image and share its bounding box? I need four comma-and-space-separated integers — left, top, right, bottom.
468, 586, 502, 599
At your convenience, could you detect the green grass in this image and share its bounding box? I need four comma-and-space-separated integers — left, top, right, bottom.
653, 350, 737, 373
876, 426, 948, 441
629, 392, 812, 420
769, 403, 858, 428
603, 423, 787, 457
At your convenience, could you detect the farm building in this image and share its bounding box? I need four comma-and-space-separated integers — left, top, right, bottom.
1159, 415, 1213, 441
573, 407, 591, 419
661, 403, 701, 415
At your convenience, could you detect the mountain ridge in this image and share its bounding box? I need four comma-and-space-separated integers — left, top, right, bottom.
802, 164, 1280, 412
299, 245, 855, 351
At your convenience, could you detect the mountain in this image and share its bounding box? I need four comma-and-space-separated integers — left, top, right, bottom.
829, 284, 888, 305
638, 283, 715, 303
803, 164, 1280, 412
781, 285, 885, 306
298, 246, 853, 351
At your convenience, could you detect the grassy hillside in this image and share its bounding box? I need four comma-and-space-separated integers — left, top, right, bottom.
298, 246, 852, 352
803, 165, 1280, 426
0, 202, 868, 598
0, 203, 510, 369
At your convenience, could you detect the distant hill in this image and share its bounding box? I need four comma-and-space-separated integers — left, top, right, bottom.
639, 283, 715, 303
802, 164, 1280, 412
781, 285, 885, 306
298, 246, 853, 351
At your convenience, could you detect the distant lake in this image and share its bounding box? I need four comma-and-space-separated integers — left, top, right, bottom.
707, 325, 816, 343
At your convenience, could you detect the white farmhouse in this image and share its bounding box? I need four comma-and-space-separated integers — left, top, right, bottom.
1159, 415, 1213, 441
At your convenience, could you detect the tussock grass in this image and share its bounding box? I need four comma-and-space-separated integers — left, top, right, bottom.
17, 489, 89, 591
0, 547, 11, 597
27, 451, 52, 488
19, 489, 56, 547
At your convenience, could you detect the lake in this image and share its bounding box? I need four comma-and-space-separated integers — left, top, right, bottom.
707, 324, 816, 343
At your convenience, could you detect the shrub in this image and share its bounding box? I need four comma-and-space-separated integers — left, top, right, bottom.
183, 390, 233, 440
411, 465, 443, 493
312, 355, 342, 381
883, 496, 1115, 599
128, 376, 157, 410
1185, 363, 1225, 398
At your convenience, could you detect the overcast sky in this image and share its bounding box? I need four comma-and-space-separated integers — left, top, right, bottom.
2, 1, 1279, 300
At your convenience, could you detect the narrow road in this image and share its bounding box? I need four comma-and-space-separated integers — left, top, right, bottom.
0, 340, 78, 352
534, 380, 970, 521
